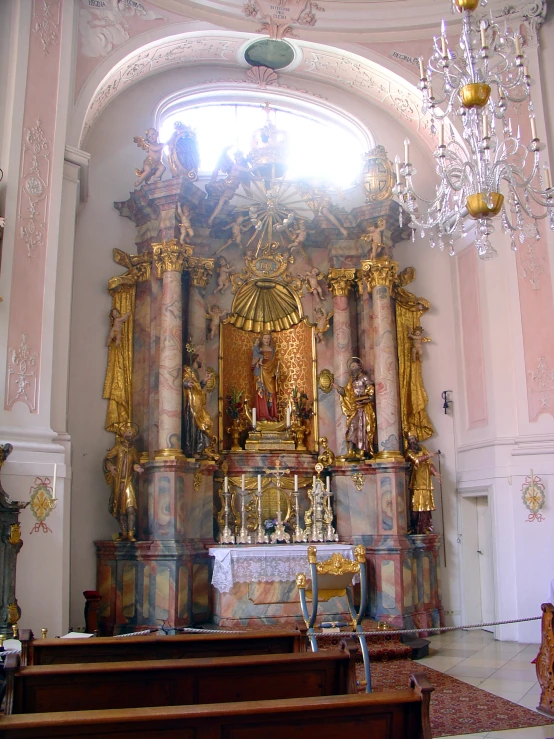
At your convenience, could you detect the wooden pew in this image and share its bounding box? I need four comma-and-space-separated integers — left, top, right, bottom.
5, 645, 357, 715
536, 602, 554, 716
0, 674, 434, 739
19, 626, 306, 666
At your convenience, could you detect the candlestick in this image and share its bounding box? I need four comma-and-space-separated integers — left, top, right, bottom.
544, 164, 552, 191
286, 407, 291, 428
313, 475, 316, 488
482, 112, 489, 139
404, 138, 410, 164
258, 474, 262, 492
438, 122, 444, 147
326, 476, 330, 493
294, 474, 298, 492
394, 155, 401, 181
241, 473, 245, 490
480, 24, 486, 48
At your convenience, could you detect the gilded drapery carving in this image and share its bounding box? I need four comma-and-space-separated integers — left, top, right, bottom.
395, 284, 434, 442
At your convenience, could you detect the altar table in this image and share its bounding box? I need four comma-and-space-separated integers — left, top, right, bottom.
208, 544, 356, 627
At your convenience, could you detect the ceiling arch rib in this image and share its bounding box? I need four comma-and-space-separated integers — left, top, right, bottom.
76, 30, 437, 152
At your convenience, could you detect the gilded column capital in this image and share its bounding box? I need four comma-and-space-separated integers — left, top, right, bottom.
361, 256, 399, 291
153, 240, 193, 277
327, 268, 357, 297
188, 256, 215, 288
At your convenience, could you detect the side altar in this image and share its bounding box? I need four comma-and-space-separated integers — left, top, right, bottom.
95, 115, 442, 634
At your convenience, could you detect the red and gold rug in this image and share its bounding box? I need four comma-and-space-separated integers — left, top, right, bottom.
363, 659, 554, 737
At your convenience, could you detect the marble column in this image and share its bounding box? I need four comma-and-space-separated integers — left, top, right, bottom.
361, 257, 403, 460
153, 241, 190, 457
327, 269, 357, 456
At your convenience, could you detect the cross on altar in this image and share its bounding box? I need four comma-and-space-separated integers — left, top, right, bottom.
265, 459, 290, 488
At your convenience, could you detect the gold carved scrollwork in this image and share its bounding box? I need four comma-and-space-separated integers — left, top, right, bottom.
8, 523, 21, 545
229, 278, 303, 333
327, 268, 356, 297
361, 256, 399, 292
315, 552, 360, 576
188, 256, 215, 288
152, 240, 193, 276
317, 369, 334, 394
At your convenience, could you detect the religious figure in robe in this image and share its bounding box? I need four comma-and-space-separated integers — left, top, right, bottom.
103, 422, 143, 542
182, 354, 217, 459
333, 358, 376, 460
405, 432, 440, 534
252, 333, 279, 422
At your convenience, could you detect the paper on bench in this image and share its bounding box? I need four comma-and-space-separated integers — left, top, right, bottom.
60, 632, 95, 639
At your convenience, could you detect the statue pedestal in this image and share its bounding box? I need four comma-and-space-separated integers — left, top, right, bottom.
244, 429, 296, 452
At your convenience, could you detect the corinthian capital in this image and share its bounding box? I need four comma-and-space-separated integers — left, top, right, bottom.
327, 268, 357, 297
153, 240, 192, 276
361, 256, 399, 291
188, 256, 215, 288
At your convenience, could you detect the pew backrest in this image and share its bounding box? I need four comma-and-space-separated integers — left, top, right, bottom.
0, 673, 434, 739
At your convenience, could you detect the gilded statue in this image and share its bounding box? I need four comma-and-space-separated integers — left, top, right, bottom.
183, 354, 218, 459
133, 128, 165, 187
177, 203, 194, 243
106, 308, 131, 348
408, 325, 431, 363
405, 433, 440, 534
103, 422, 144, 542
317, 437, 335, 468
333, 358, 376, 460
252, 333, 279, 422
213, 256, 234, 295
206, 304, 228, 340
314, 307, 333, 343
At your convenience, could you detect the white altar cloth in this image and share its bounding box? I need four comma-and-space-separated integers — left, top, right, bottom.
209, 544, 356, 593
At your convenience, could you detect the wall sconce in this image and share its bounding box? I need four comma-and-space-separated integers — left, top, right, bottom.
441, 390, 452, 415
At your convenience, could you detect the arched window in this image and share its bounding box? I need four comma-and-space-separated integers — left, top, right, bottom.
157, 93, 372, 189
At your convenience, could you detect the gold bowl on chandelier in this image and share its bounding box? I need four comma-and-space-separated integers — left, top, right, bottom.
393, 0, 554, 259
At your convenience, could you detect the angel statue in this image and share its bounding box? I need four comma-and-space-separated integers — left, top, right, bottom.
408, 326, 431, 363
303, 267, 325, 302
133, 128, 166, 187
299, 181, 348, 237
314, 306, 333, 343
106, 308, 131, 348
177, 203, 194, 243
213, 256, 234, 295
218, 214, 250, 253
206, 148, 252, 226
361, 217, 386, 259
206, 304, 228, 340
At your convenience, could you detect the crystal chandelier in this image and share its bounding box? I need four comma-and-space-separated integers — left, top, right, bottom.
394, 0, 553, 259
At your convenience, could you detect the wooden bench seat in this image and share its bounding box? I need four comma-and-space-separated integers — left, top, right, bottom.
6, 646, 357, 715
0, 674, 434, 739
19, 628, 305, 667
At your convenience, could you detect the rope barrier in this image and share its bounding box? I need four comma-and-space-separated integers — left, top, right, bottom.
176, 615, 541, 638
113, 629, 157, 638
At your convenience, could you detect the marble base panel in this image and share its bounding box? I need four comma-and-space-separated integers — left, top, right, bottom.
95, 541, 212, 634
362, 533, 443, 631
332, 462, 378, 541
212, 580, 350, 628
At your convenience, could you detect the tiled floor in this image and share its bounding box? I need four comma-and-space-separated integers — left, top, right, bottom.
418, 628, 554, 738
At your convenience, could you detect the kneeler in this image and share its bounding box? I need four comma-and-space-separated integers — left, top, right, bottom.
296, 545, 372, 692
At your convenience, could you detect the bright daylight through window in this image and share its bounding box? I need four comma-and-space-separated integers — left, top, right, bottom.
159, 102, 368, 189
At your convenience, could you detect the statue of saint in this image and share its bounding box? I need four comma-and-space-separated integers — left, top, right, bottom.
182, 354, 217, 458
405, 433, 440, 534
252, 333, 279, 422
333, 358, 376, 460
103, 422, 144, 542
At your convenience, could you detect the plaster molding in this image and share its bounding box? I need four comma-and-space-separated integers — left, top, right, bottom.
18, 118, 52, 259
33, 0, 61, 55
5, 334, 39, 412
528, 355, 554, 415
64, 145, 91, 203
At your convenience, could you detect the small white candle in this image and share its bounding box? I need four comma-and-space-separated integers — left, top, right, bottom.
241, 473, 245, 490
544, 164, 552, 190
286, 407, 291, 428
480, 25, 487, 48
441, 35, 447, 57
224, 476, 228, 493
523, 65, 529, 78
530, 116, 538, 140
394, 155, 401, 181
258, 474, 262, 492
418, 57, 425, 79
438, 122, 445, 147
313, 475, 316, 488
482, 113, 489, 139
404, 138, 410, 164
52, 463, 57, 494
326, 477, 331, 493
252, 408, 257, 429
514, 34, 522, 56
294, 474, 298, 492
277, 511, 282, 524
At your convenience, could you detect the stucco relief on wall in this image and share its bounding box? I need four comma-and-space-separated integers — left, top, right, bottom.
528, 355, 554, 413
79, 0, 165, 58
18, 119, 51, 259
243, 0, 325, 39
33, 0, 61, 55
6, 335, 39, 412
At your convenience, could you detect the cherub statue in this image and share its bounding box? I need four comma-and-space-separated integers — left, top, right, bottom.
218, 214, 250, 252
206, 150, 252, 225
177, 203, 194, 243
106, 308, 131, 347
361, 217, 386, 259
214, 256, 234, 295
299, 182, 348, 237
133, 128, 166, 187
303, 267, 325, 302
314, 306, 333, 343
206, 304, 228, 340
408, 325, 431, 363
